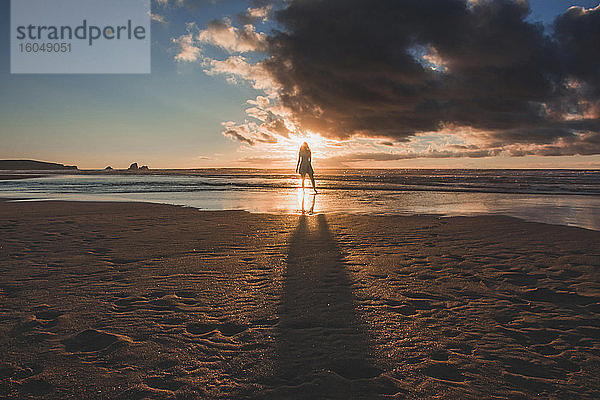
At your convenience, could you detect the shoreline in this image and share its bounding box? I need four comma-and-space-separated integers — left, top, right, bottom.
1, 200, 599, 398
1, 196, 599, 232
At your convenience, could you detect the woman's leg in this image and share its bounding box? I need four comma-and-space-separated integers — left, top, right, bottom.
309, 171, 316, 191
301, 174, 305, 189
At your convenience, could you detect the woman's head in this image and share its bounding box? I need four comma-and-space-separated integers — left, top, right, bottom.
301, 141, 309, 150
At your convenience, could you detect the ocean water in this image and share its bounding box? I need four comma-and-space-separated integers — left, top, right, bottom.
1, 169, 599, 230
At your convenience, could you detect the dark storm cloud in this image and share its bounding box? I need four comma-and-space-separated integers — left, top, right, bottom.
554, 5, 600, 96
262, 0, 600, 153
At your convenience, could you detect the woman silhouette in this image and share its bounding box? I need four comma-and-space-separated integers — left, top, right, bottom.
296, 142, 317, 192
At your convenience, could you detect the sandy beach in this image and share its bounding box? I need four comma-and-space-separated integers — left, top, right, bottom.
0, 200, 599, 399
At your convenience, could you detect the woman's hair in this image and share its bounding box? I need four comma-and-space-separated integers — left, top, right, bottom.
301, 141, 310, 150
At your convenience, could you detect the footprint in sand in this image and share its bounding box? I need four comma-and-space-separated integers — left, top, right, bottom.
388, 304, 417, 316
522, 287, 597, 305
0, 284, 20, 298
34, 309, 63, 321
501, 357, 564, 380
422, 363, 467, 383
148, 298, 178, 311
175, 290, 201, 306
144, 376, 185, 391
147, 290, 169, 299
0, 364, 16, 379
33, 306, 64, 329
503, 372, 555, 393
329, 359, 382, 380
19, 378, 55, 396
185, 322, 248, 336
111, 296, 148, 313
175, 290, 197, 299
446, 342, 473, 356
185, 322, 217, 335
0, 364, 42, 380
61, 329, 130, 353
154, 358, 180, 370
430, 350, 449, 361
218, 322, 249, 336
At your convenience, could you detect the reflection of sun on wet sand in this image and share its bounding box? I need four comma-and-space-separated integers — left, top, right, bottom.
297, 188, 316, 214
1, 200, 599, 399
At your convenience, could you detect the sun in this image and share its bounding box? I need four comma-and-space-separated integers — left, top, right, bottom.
288, 130, 328, 154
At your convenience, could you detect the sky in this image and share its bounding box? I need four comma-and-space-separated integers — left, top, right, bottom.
1, 0, 599, 169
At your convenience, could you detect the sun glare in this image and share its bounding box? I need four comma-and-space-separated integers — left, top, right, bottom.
288, 131, 328, 154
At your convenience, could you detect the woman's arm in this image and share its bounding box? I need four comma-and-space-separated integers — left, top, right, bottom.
295, 152, 301, 173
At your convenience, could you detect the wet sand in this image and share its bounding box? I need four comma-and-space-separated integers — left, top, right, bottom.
0, 201, 599, 399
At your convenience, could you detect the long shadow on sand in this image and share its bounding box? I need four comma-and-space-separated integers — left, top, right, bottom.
269, 214, 384, 398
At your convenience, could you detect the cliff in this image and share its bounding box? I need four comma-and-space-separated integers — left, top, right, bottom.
0, 160, 78, 170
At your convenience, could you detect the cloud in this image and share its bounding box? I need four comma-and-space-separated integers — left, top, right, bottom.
198, 19, 267, 53
260, 0, 600, 155
172, 23, 200, 62
172, 18, 274, 90
237, 5, 273, 24
155, 0, 214, 11
322, 130, 600, 164
327, 149, 499, 164
172, 18, 266, 64
203, 56, 278, 94
174, 0, 600, 161
175, 0, 222, 12
222, 121, 256, 145
150, 12, 167, 24
554, 5, 600, 96
220, 111, 291, 146
234, 155, 291, 165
